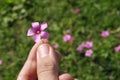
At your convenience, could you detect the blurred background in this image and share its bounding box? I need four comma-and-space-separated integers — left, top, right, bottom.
0, 0, 120, 80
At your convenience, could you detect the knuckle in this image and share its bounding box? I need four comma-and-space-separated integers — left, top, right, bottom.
38, 61, 57, 74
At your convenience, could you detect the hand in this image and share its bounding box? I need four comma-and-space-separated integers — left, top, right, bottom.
17, 39, 74, 80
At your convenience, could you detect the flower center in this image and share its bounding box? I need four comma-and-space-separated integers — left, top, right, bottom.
36, 30, 40, 34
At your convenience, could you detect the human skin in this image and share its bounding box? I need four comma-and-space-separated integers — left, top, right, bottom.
17, 39, 74, 80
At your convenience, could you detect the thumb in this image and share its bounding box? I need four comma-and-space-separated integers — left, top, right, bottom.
37, 43, 58, 80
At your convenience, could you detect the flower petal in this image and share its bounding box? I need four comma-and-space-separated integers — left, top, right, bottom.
63, 34, 72, 42
101, 30, 110, 38
73, 8, 80, 14
40, 31, 49, 39
84, 41, 93, 48
27, 28, 34, 36
77, 43, 84, 52
0, 60, 2, 65
41, 22, 48, 30
53, 43, 59, 48
34, 34, 41, 42
114, 45, 120, 52
85, 49, 93, 57
32, 22, 40, 28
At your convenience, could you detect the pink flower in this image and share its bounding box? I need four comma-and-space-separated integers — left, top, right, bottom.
84, 41, 93, 49
63, 34, 73, 42
27, 22, 49, 42
85, 49, 93, 57
101, 30, 110, 38
73, 8, 80, 14
77, 43, 84, 52
114, 45, 120, 52
53, 43, 59, 48
0, 60, 2, 65
63, 29, 74, 42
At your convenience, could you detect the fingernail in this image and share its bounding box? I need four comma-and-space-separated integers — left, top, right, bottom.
38, 44, 49, 58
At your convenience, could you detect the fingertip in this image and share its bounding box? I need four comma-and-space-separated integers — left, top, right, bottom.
59, 73, 73, 80
32, 39, 43, 50
42, 39, 49, 44
36, 43, 59, 80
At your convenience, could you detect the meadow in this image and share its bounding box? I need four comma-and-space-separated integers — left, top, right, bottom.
0, 0, 120, 80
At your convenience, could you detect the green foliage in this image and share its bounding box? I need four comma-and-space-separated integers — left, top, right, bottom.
0, 0, 120, 80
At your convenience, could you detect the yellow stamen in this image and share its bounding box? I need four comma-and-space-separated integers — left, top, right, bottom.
36, 30, 40, 34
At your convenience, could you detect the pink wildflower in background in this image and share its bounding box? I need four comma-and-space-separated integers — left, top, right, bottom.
0, 60, 2, 65
85, 49, 93, 57
77, 41, 93, 52
114, 45, 120, 52
77, 41, 94, 57
73, 8, 80, 14
101, 30, 110, 38
84, 41, 93, 49
77, 43, 85, 52
63, 29, 74, 42
53, 43, 59, 48
27, 22, 49, 42
63, 34, 73, 42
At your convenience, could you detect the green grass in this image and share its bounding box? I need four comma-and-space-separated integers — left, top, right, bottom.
0, 0, 120, 80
